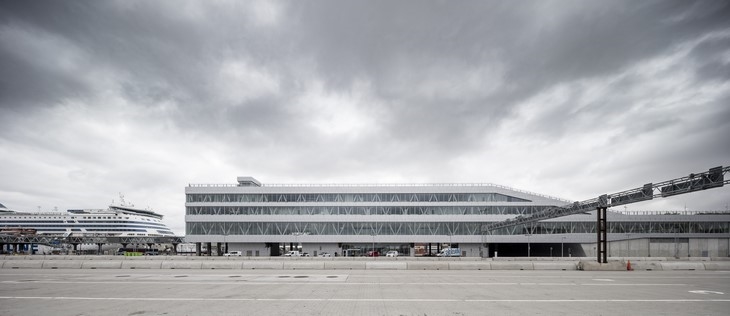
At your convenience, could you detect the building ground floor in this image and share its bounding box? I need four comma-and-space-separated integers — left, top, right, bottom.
187, 237, 730, 258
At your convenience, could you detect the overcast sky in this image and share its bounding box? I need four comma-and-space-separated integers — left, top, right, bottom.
1, 0, 729, 235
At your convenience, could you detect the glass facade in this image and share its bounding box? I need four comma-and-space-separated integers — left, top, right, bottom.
186, 220, 730, 236
186, 205, 552, 216
184, 178, 730, 250
187, 193, 530, 203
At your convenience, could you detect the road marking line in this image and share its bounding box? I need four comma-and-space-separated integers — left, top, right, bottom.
0, 280, 689, 286
1, 296, 729, 303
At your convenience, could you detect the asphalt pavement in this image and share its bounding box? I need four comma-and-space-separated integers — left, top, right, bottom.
1, 269, 728, 315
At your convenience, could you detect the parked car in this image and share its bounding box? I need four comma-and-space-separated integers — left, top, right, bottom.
224, 251, 242, 257
385, 250, 399, 257
284, 251, 302, 257
367, 251, 380, 257
319, 252, 332, 257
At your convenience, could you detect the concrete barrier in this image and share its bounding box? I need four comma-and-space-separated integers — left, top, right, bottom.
578, 261, 625, 271
1, 260, 44, 269
630, 261, 663, 271
201, 261, 243, 269
242, 261, 284, 269
41, 260, 83, 269
81, 261, 123, 269
407, 261, 449, 270
366, 261, 407, 270
324, 261, 367, 270
659, 262, 705, 271
448, 262, 491, 270
283, 261, 325, 270
532, 262, 577, 270
160, 261, 201, 269
123, 260, 164, 269
491, 262, 534, 270
703, 262, 730, 271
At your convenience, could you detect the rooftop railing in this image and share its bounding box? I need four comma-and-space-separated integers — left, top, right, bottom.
188, 182, 573, 203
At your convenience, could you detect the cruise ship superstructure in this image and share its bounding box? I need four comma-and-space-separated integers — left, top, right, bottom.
0, 201, 175, 237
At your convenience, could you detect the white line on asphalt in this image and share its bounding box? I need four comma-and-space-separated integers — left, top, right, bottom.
0, 280, 689, 286
1, 296, 729, 303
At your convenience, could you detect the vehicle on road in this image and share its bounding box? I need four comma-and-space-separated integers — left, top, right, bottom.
385, 250, 399, 257
224, 251, 242, 257
319, 252, 332, 257
284, 251, 309, 257
436, 248, 461, 257
367, 250, 380, 257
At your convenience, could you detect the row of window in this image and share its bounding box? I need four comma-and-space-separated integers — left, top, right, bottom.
186, 193, 530, 203
186, 206, 553, 216
186, 221, 730, 236
1, 224, 170, 229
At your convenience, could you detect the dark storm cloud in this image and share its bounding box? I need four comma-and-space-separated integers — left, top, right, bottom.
1, 0, 729, 227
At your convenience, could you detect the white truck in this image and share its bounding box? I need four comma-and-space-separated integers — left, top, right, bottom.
283, 251, 309, 257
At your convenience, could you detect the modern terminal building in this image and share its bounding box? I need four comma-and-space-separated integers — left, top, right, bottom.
185, 177, 730, 257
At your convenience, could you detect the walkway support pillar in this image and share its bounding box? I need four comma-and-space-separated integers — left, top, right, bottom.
597, 206, 608, 263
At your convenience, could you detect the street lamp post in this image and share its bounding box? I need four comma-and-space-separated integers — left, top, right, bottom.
561, 236, 566, 258
626, 234, 631, 257
526, 234, 531, 257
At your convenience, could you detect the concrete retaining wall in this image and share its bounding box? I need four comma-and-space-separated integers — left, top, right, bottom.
159, 261, 201, 269
324, 261, 367, 270
3, 257, 730, 270
81, 261, 123, 269
365, 261, 407, 270
201, 261, 243, 269
407, 261, 450, 270
491, 262, 534, 270
533, 262, 577, 270
1, 260, 44, 269
242, 261, 284, 269
448, 262, 492, 270
122, 260, 163, 269
41, 260, 83, 269
283, 261, 325, 270
659, 262, 705, 271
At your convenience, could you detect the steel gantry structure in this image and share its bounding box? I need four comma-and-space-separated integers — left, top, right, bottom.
481, 166, 729, 263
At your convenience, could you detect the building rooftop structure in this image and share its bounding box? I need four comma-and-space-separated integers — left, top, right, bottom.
184, 177, 730, 258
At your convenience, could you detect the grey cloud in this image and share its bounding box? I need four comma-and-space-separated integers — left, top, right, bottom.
1, 1, 729, 222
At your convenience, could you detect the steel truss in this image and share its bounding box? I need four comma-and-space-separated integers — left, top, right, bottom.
481, 166, 728, 262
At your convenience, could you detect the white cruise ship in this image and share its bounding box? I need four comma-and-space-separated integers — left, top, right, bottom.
0, 200, 176, 237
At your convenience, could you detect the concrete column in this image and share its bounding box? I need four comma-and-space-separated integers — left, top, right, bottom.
206, 242, 212, 256
196, 242, 201, 256
97, 243, 104, 255
171, 243, 179, 255
216, 243, 222, 256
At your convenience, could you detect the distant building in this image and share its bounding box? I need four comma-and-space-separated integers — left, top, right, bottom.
185, 177, 730, 257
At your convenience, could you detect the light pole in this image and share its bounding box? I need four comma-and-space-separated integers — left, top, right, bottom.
561, 236, 566, 258
526, 234, 531, 257
626, 233, 631, 257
